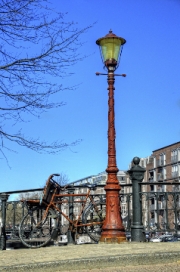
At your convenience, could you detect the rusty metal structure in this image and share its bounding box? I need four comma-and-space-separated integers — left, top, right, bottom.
17, 174, 106, 248
96, 30, 127, 243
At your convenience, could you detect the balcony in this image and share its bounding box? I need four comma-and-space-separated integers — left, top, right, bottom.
158, 202, 166, 209
157, 174, 164, 181
157, 187, 165, 193
173, 186, 180, 192
157, 159, 165, 167
172, 171, 179, 178
149, 177, 155, 182
171, 155, 178, 163
150, 204, 155, 210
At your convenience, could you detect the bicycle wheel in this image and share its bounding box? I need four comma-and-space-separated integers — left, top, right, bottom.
19, 206, 56, 248
82, 201, 105, 242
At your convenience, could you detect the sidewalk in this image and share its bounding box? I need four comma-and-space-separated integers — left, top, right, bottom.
0, 242, 180, 271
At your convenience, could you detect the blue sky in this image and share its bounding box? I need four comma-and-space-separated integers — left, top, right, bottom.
1, 0, 180, 198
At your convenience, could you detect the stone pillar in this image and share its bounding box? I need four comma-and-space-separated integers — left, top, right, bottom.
127, 157, 145, 242
0, 194, 9, 250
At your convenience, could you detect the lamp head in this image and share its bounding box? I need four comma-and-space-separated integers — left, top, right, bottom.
96, 30, 126, 71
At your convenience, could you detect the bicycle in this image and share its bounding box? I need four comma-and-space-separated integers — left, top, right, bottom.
19, 174, 106, 248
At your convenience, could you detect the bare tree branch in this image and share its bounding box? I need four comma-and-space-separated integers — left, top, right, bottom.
0, 0, 93, 159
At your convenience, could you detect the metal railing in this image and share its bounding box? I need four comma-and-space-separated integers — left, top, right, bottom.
1, 181, 180, 248
0, 185, 133, 249
142, 191, 180, 233
0, 188, 44, 249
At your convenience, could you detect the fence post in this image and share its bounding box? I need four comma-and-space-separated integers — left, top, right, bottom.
67, 187, 75, 244
0, 194, 9, 250
127, 157, 146, 242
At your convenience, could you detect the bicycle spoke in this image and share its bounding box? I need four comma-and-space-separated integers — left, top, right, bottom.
82, 201, 105, 242
19, 206, 56, 248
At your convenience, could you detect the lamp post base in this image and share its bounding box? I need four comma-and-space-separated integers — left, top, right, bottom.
99, 232, 126, 244
99, 178, 127, 244
131, 225, 145, 242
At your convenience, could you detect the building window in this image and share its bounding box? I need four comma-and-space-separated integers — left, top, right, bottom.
171, 149, 178, 163
140, 160, 144, 167
118, 176, 125, 182
157, 168, 164, 181
151, 212, 155, 219
160, 210, 164, 216
173, 184, 180, 192
157, 166, 166, 181
121, 187, 125, 193
158, 153, 165, 166
151, 198, 154, 205
149, 171, 154, 182
157, 184, 162, 192
121, 204, 126, 216
172, 164, 179, 178
153, 157, 156, 168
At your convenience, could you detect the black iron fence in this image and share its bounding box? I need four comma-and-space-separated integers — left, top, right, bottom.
0, 185, 108, 249
0, 188, 43, 249
1, 182, 180, 249
141, 189, 180, 234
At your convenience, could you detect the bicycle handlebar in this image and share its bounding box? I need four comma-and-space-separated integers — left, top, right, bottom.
50, 178, 61, 187
48, 174, 68, 190
47, 174, 100, 192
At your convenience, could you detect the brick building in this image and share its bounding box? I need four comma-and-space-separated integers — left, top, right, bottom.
146, 141, 180, 231
125, 142, 180, 232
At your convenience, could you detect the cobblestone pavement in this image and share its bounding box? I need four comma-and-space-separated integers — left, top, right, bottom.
1, 242, 180, 271
14, 262, 180, 272
62, 262, 180, 272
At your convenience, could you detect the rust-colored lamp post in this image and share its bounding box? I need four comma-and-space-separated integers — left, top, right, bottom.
96, 30, 126, 243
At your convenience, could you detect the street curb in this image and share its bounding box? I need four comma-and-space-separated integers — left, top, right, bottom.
1, 251, 180, 271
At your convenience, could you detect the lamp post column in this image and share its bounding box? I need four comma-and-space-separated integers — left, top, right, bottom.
100, 65, 126, 243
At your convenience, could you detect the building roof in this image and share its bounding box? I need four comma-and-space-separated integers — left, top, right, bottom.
69, 170, 126, 186
152, 141, 180, 152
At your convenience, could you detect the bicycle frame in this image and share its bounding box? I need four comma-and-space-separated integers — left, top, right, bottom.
19, 175, 105, 248
52, 190, 103, 228
24, 186, 103, 230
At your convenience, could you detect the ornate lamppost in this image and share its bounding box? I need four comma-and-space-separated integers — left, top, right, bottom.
96, 30, 126, 243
